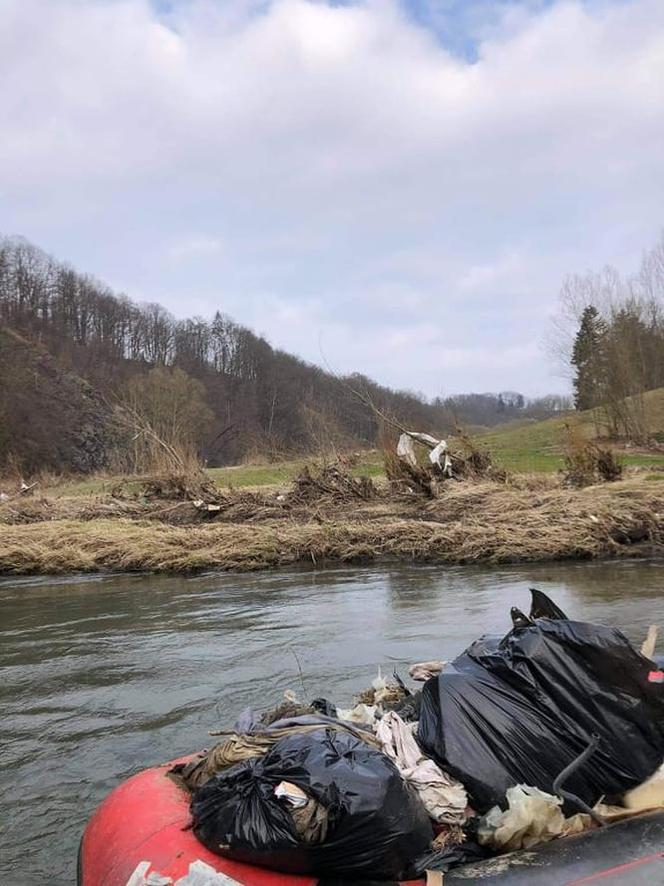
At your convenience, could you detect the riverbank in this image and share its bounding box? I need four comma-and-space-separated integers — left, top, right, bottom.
2, 470, 664, 575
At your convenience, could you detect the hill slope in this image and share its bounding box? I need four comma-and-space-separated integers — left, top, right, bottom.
478, 388, 664, 473
0, 327, 111, 474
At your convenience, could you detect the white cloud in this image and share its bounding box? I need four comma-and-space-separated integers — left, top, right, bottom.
168, 235, 225, 262
458, 251, 525, 292
1, 0, 663, 395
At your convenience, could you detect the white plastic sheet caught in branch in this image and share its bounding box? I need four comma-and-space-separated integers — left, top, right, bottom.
396, 433, 418, 467
375, 711, 467, 824
397, 432, 453, 477
428, 440, 453, 477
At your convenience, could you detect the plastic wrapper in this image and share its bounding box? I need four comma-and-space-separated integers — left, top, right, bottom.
191, 727, 432, 879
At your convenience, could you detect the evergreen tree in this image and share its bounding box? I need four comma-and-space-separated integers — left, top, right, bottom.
571, 305, 606, 410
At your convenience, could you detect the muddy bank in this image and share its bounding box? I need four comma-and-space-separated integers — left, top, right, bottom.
2, 473, 664, 575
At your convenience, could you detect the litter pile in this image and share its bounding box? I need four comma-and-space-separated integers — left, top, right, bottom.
171, 590, 664, 882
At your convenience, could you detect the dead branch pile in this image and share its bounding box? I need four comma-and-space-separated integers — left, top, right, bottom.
449, 430, 509, 482
133, 470, 222, 503
202, 491, 288, 524
0, 490, 288, 527
290, 465, 377, 504
0, 497, 56, 525
564, 424, 624, 487
111, 400, 224, 503
383, 445, 436, 498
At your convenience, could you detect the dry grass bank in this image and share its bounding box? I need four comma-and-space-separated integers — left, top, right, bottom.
1, 472, 664, 575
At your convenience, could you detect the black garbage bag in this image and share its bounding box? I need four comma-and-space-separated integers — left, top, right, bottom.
417, 616, 664, 813
191, 727, 433, 879
529, 587, 568, 620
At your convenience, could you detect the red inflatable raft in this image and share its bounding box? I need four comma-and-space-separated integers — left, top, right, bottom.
79, 755, 424, 886
79, 754, 664, 886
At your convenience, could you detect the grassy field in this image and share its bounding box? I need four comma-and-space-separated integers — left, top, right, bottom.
476, 388, 664, 473
476, 419, 664, 473
48, 435, 664, 498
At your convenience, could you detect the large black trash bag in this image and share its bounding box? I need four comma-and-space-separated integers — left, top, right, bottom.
417, 617, 664, 813
191, 727, 433, 879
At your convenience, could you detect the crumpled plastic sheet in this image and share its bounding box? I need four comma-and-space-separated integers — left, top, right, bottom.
335, 702, 378, 725
396, 433, 453, 476
624, 760, 664, 810
375, 711, 467, 824
477, 785, 590, 852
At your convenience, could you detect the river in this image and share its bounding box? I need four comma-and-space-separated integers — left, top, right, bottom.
2, 559, 664, 884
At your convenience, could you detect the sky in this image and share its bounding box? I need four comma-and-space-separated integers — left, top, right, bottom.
2, 0, 663, 397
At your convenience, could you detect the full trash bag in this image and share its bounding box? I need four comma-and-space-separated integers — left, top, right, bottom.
191, 727, 433, 879
417, 614, 664, 813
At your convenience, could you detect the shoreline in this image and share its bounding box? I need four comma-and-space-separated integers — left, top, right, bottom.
2, 474, 664, 576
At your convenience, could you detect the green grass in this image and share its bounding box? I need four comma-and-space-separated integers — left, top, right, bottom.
208, 460, 309, 488
350, 461, 385, 479
50, 477, 106, 497
623, 454, 664, 468
37, 453, 385, 497
49, 476, 149, 498
474, 416, 569, 473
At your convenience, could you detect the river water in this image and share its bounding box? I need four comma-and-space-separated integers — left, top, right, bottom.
2, 560, 664, 884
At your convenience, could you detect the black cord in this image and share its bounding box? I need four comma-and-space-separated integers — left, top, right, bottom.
552, 734, 606, 826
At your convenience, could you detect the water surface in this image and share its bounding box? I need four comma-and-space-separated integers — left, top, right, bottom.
1, 560, 663, 884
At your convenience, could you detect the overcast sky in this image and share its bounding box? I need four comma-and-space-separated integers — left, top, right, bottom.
2, 0, 663, 397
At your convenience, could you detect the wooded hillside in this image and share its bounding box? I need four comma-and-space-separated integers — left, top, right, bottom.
0, 237, 454, 473
0, 236, 569, 475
